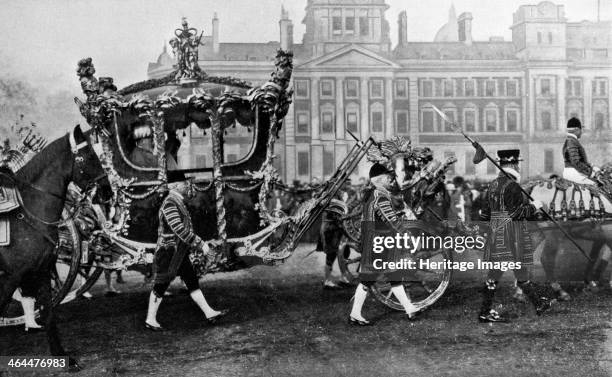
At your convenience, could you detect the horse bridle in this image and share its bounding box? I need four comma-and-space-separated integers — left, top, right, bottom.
9, 128, 108, 226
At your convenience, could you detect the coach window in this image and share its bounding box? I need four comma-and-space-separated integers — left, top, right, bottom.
294, 79, 309, 98
421, 108, 435, 133
296, 112, 310, 136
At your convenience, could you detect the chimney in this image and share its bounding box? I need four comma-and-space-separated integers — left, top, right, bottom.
398, 11, 408, 46
458, 12, 473, 45
279, 6, 293, 51
212, 13, 219, 54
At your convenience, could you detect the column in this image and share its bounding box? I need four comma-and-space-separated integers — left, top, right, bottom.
335, 77, 345, 140
385, 77, 394, 138
527, 71, 536, 137
408, 76, 419, 144
557, 74, 566, 131
311, 78, 320, 140
360, 77, 369, 138
584, 75, 593, 129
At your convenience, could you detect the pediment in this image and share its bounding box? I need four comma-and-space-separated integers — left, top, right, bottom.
298, 45, 400, 69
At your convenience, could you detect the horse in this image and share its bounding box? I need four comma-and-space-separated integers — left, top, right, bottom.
0, 125, 110, 371
527, 176, 612, 296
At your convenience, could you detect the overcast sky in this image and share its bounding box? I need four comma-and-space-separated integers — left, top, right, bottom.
0, 0, 609, 92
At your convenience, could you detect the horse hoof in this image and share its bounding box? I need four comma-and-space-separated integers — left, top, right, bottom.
68, 358, 82, 373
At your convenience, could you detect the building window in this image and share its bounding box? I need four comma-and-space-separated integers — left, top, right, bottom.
506, 109, 519, 132
395, 111, 409, 134
332, 16, 342, 35
320, 79, 334, 98
464, 80, 475, 97
371, 109, 384, 133
594, 79, 608, 96
395, 80, 408, 98
537, 32, 542, 44
321, 111, 335, 134
443, 109, 456, 132
421, 80, 433, 97
544, 149, 554, 172
485, 80, 496, 96
296, 112, 310, 135
485, 109, 498, 132
593, 49, 609, 58
465, 151, 475, 175
548, 32, 553, 44
541, 79, 551, 95
359, 16, 369, 36
464, 109, 477, 132
370, 80, 383, 98
345, 79, 359, 98
444, 79, 454, 97
541, 111, 552, 130
294, 79, 309, 98
297, 151, 309, 176
323, 149, 335, 177
346, 111, 359, 133
595, 112, 605, 130
444, 152, 456, 175
506, 80, 518, 97
567, 78, 582, 97
345, 17, 355, 33
422, 109, 435, 132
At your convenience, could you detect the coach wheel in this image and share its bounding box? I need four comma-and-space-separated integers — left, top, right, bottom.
336, 236, 361, 284
370, 241, 453, 312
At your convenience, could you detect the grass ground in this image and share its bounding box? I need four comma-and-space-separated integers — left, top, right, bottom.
1, 246, 611, 377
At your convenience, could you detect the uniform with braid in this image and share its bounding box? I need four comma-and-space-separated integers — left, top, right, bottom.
562, 117, 597, 185
358, 187, 406, 284
152, 190, 203, 297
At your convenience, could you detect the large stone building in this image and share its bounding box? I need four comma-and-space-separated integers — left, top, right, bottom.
147, 0, 612, 183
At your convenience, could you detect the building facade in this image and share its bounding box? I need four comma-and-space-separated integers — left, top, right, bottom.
147, 0, 612, 183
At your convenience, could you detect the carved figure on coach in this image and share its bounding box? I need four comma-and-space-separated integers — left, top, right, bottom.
144, 178, 228, 331
478, 149, 552, 323
562, 117, 600, 185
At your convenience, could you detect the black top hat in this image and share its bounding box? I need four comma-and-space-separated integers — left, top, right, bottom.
369, 163, 390, 179
497, 149, 522, 164
567, 117, 582, 129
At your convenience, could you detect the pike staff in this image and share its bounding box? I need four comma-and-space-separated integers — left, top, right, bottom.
431, 105, 592, 262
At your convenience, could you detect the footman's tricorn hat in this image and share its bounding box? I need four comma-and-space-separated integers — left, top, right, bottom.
567, 117, 582, 129
497, 149, 522, 164
369, 163, 390, 179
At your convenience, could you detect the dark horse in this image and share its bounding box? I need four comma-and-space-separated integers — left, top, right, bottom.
0, 125, 110, 370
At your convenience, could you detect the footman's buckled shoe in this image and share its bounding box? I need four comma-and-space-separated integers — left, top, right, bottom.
349, 316, 371, 326
478, 309, 509, 323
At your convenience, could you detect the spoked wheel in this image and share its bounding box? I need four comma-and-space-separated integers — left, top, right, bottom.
337, 236, 361, 284
370, 246, 453, 312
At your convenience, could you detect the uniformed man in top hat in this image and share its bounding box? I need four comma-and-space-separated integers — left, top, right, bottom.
562, 117, 600, 185
478, 149, 552, 322
144, 179, 228, 331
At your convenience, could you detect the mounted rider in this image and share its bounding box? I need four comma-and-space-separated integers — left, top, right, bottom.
478, 149, 552, 322
562, 117, 600, 185
144, 178, 228, 331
